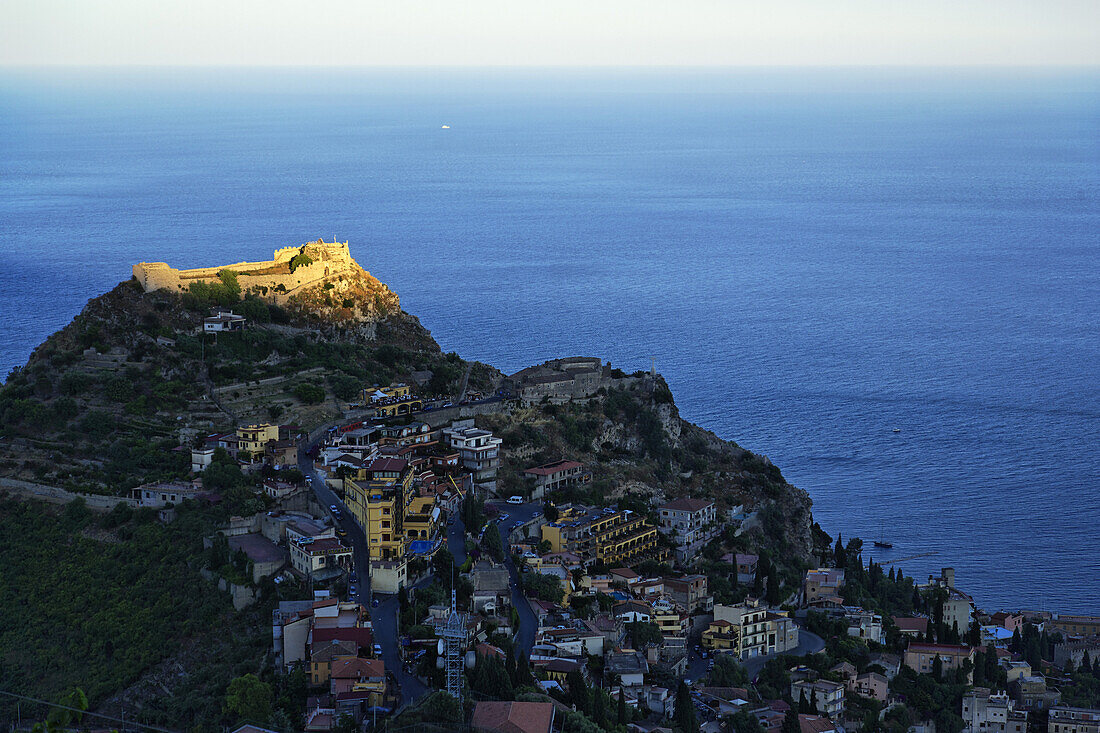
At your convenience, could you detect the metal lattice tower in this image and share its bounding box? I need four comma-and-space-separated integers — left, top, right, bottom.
441, 588, 467, 701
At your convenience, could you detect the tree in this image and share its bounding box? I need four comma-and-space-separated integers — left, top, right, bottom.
834, 533, 846, 568
592, 687, 608, 729
46, 688, 88, 727
782, 706, 801, 733
766, 571, 782, 606
333, 713, 356, 733
617, 689, 628, 725
798, 689, 810, 713
708, 654, 749, 687
673, 680, 697, 733
932, 654, 943, 681
731, 709, 766, 733
483, 521, 505, 561
567, 668, 590, 714
809, 688, 819, 714
225, 673, 273, 724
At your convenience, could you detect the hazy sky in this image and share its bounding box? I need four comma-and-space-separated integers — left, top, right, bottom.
1, 0, 1098, 67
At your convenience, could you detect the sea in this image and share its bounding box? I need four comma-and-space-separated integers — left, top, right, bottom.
1, 68, 1097, 614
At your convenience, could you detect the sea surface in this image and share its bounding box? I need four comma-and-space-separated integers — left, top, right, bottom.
1, 68, 1097, 613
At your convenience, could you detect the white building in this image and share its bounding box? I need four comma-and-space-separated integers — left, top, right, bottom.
442, 420, 502, 490
657, 497, 719, 563
791, 679, 845, 718
203, 311, 246, 332
289, 537, 352, 582
961, 688, 1028, 733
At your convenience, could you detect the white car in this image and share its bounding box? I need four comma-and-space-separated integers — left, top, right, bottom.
506, 496, 523, 505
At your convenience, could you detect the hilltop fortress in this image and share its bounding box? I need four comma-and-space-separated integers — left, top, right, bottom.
133, 240, 366, 305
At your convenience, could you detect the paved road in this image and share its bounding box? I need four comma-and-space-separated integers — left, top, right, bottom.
684, 626, 827, 685
297, 449, 434, 704
486, 500, 543, 658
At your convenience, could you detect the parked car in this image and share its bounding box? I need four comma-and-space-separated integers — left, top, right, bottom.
336, 528, 348, 538
373, 644, 383, 656
506, 496, 524, 505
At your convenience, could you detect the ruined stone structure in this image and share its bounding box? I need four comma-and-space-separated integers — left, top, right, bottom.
504, 356, 648, 405
132, 240, 366, 305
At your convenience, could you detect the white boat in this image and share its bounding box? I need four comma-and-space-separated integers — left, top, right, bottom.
441, 125, 451, 129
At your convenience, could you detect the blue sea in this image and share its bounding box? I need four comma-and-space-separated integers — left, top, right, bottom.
2, 68, 1098, 613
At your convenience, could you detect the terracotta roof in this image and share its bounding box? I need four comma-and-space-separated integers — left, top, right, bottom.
799, 715, 839, 733
660, 497, 714, 512
366, 457, 408, 472
893, 616, 929, 633
471, 701, 555, 733
331, 657, 385, 680
906, 642, 974, 654
524, 460, 583, 476
311, 627, 374, 649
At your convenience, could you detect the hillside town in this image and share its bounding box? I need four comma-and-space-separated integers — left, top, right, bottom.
145, 373, 1100, 733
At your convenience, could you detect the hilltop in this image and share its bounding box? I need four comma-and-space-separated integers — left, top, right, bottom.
0, 242, 818, 569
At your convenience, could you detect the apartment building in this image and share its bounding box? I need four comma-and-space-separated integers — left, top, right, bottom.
289, 537, 352, 582
904, 643, 976, 682
657, 497, 719, 564
1047, 706, 1100, 733
443, 420, 502, 489
523, 459, 588, 500
540, 505, 662, 568
791, 679, 845, 718
344, 457, 413, 562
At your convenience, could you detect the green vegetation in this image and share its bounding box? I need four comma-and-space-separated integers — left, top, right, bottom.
522, 572, 564, 603
0, 498, 220, 722
288, 252, 313, 272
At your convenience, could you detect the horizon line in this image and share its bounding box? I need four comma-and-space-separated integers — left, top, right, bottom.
2, 63, 1099, 70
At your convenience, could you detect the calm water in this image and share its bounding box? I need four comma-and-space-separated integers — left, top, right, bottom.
2, 69, 1098, 613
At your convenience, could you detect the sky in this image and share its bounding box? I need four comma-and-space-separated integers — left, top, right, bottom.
1, 0, 1098, 67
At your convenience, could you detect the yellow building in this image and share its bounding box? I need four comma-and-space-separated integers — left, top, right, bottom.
540, 506, 662, 567
404, 496, 438, 542
364, 383, 422, 418
344, 457, 412, 561
237, 423, 279, 455
702, 619, 739, 651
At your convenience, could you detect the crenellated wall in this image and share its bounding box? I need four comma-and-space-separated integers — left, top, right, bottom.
132, 240, 358, 304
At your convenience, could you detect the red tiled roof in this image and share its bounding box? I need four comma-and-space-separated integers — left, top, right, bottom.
366, 457, 408, 472
906, 642, 974, 654
524, 460, 583, 476
472, 701, 555, 733
331, 657, 385, 680
660, 497, 714, 512
893, 617, 929, 633
311, 627, 374, 649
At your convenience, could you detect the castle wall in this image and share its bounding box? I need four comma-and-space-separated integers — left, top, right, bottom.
132, 241, 355, 303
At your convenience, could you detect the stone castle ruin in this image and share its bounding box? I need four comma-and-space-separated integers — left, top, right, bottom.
132, 240, 363, 305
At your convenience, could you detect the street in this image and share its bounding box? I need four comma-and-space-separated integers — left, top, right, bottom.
486, 500, 543, 658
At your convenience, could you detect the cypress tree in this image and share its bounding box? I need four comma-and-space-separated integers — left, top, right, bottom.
810, 688, 819, 714
932, 654, 943, 681
1082, 650, 1092, 675
617, 689, 627, 725
834, 534, 846, 568
593, 688, 607, 729
985, 643, 998, 682
798, 689, 809, 713
782, 706, 800, 733
766, 572, 781, 606
673, 680, 696, 733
